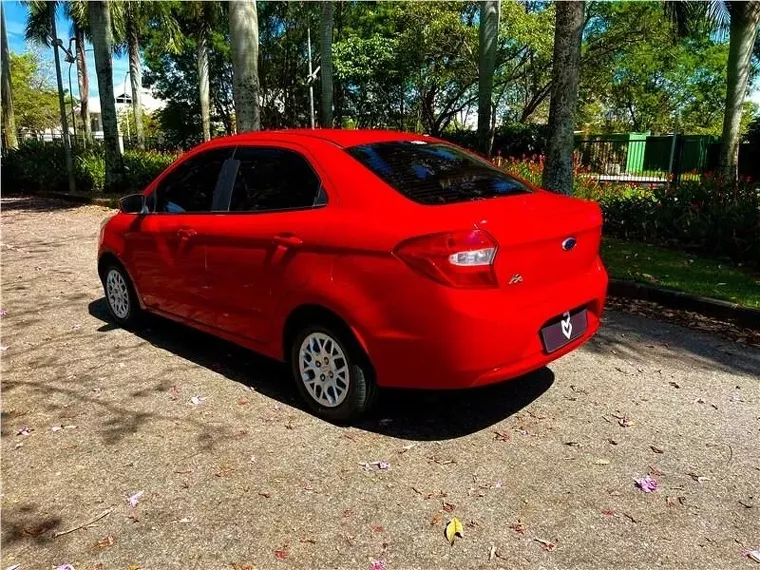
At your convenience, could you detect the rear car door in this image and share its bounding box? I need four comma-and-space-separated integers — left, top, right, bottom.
123, 147, 233, 321
203, 145, 329, 343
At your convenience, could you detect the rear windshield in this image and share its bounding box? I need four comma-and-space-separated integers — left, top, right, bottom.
345, 141, 531, 205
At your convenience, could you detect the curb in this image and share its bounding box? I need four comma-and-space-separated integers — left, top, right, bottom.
35, 191, 119, 208
608, 279, 760, 330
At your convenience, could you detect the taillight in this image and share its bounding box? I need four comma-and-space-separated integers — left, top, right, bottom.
393, 229, 498, 288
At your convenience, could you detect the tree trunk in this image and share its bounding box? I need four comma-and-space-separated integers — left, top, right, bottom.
542, 0, 584, 195
320, 1, 334, 128
74, 24, 91, 144
197, 28, 211, 141
1, 3, 18, 149
477, 0, 500, 157
126, 11, 144, 149
719, 0, 760, 182
89, 0, 124, 191
229, 0, 261, 132
51, 11, 75, 193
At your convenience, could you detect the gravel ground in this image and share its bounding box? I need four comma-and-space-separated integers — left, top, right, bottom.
1, 196, 759, 570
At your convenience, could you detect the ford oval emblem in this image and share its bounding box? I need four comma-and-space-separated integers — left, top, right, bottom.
562, 237, 577, 251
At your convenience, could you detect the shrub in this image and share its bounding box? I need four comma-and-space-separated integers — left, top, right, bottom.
499, 156, 760, 266
2, 140, 177, 194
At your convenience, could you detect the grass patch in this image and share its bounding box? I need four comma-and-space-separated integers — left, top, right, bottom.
602, 236, 760, 309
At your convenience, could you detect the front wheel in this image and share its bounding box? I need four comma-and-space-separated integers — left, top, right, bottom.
290, 325, 377, 423
102, 264, 141, 327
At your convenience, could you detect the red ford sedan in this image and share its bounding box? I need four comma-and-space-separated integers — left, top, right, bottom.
98, 129, 607, 421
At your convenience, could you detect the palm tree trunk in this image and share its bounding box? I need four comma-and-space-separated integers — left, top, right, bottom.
542, 0, 584, 195
477, 0, 500, 157
229, 0, 261, 132
1, 3, 18, 149
126, 12, 144, 149
50, 10, 75, 193
320, 1, 334, 128
74, 23, 91, 144
197, 27, 211, 141
719, 1, 760, 182
89, 0, 124, 191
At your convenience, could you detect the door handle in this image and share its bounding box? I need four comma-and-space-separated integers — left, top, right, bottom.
273, 234, 303, 248
177, 228, 197, 239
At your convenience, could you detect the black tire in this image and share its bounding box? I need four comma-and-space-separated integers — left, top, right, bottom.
289, 323, 377, 423
101, 263, 142, 327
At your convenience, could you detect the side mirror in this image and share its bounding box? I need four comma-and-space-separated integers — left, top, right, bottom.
119, 194, 148, 214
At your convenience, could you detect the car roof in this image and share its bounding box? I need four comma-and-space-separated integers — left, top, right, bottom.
203, 128, 432, 150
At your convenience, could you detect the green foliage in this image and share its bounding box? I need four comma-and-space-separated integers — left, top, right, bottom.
499, 157, 760, 266
2, 140, 177, 193
9, 51, 62, 132
579, 2, 756, 135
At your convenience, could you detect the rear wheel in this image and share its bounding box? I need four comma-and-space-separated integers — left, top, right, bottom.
290, 324, 377, 423
102, 264, 141, 327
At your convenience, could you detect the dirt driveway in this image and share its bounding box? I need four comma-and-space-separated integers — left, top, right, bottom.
1, 197, 759, 570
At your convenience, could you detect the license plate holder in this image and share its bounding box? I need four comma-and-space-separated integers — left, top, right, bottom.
540, 308, 588, 353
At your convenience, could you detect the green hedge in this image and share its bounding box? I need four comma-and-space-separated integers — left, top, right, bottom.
1, 140, 177, 194
499, 156, 760, 266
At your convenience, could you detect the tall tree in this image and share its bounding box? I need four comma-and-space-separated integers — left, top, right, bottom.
121, 2, 179, 149
478, 0, 500, 156
89, 0, 124, 190
321, 1, 334, 127
543, 1, 584, 195
229, 0, 261, 132
719, 1, 760, 180
1, 2, 18, 148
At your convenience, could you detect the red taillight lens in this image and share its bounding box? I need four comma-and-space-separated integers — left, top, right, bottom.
393, 229, 498, 288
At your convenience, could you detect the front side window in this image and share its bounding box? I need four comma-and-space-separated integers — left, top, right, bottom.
228, 147, 323, 212
152, 148, 233, 213
346, 141, 531, 205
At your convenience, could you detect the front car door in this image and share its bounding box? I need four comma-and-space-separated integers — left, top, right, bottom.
203, 144, 329, 343
122, 147, 233, 322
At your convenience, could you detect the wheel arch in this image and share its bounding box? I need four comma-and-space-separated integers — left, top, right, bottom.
281, 304, 371, 364
97, 252, 144, 309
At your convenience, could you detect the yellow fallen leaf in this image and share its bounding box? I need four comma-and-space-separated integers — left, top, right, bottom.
445, 517, 464, 545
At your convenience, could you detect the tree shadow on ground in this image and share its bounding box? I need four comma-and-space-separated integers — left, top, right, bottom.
586, 310, 760, 379
1, 196, 85, 213
88, 298, 554, 441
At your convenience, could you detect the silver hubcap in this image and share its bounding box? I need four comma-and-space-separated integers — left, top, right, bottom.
106, 269, 130, 320
298, 332, 350, 408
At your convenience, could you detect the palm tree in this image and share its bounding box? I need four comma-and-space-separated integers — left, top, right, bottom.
121, 2, 180, 149
321, 1, 334, 128
89, 0, 124, 190
668, 1, 760, 182
1, 2, 18, 149
477, 0, 500, 157
61, 1, 92, 143
542, 1, 584, 195
229, 0, 261, 132
25, 0, 75, 191
179, 2, 222, 141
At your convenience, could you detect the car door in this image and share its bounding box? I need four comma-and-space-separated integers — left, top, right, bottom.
122, 147, 233, 322
202, 145, 329, 343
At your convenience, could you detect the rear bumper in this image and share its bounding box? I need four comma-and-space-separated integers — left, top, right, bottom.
363, 258, 608, 389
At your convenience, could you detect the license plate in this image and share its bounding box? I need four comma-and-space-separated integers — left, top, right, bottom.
540, 308, 588, 353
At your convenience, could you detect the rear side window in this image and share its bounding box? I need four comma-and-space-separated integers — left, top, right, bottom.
346, 141, 531, 205
152, 148, 233, 213
228, 147, 323, 212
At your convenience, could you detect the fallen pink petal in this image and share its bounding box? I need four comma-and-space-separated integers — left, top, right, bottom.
189, 396, 205, 405
16, 427, 31, 436
370, 560, 387, 570
55, 565, 75, 570
743, 549, 760, 563
127, 491, 144, 508
0, 309, 7, 318
634, 476, 658, 493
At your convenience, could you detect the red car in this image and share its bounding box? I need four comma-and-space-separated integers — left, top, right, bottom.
98, 129, 607, 421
